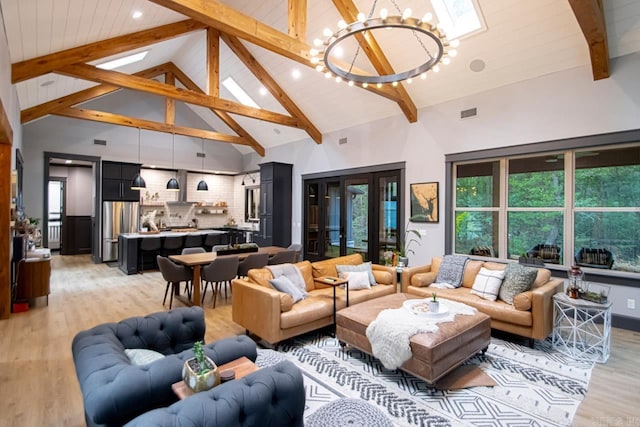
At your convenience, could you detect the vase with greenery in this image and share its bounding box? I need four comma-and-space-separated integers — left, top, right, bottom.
182, 340, 220, 392
398, 221, 422, 267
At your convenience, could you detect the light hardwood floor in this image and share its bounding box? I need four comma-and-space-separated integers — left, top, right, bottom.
0, 254, 638, 426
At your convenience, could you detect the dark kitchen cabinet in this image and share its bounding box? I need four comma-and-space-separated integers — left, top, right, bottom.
102, 161, 141, 201
253, 162, 292, 247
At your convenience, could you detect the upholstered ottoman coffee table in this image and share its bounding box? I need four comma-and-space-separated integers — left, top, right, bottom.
336, 293, 491, 384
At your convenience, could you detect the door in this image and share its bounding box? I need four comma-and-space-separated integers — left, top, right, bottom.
47, 178, 65, 251
344, 177, 370, 259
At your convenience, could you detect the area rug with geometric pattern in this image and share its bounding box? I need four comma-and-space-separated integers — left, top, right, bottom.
256, 332, 594, 426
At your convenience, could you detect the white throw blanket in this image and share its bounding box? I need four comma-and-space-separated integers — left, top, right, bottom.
365, 299, 477, 370
266, 263, 307, 293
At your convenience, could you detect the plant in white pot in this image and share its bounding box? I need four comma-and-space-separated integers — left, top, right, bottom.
182, 340, 220, 392
428, 292, 440, 313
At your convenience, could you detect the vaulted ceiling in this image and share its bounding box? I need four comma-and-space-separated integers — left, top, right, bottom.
2, 0, 640, 156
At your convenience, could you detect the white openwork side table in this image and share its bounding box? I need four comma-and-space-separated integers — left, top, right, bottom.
552, 292, 612, 363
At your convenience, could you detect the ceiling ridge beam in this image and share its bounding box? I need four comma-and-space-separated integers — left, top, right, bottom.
568, 0, 609, 80
331, 0, 417, 122
55, 63, 302, 128
12, 19, 206, 84
21, 63, 171, 124
54, 107, 250, 145
168, 63, 265, 156
148, 0, 414, 121
221, 33, 322, 144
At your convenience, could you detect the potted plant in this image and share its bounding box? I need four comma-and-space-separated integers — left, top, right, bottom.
398, 221, 422, 267
182, 340, 220, 392
428, 292, 440, 313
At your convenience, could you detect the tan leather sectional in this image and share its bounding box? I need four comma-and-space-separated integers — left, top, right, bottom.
401, 256, 564, 341
231, 254, 397, 347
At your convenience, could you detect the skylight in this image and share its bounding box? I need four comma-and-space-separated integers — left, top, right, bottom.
431, 0, 486, 40
97, 51, 149, 70
222, 77, 260, 109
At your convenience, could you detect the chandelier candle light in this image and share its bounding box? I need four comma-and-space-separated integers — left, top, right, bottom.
309, 0, 459, 87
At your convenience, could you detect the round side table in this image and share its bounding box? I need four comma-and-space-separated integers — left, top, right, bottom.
551, 292, 612, 363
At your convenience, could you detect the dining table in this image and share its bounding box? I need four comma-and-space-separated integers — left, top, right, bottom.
169, 246, 288, 307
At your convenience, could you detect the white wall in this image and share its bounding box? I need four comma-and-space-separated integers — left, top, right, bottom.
0, 6, 21, 161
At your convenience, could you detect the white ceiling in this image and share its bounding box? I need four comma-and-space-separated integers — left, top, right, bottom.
2, 0, 640, 155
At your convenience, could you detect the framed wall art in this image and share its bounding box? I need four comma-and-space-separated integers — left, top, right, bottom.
410, 182, 439, 223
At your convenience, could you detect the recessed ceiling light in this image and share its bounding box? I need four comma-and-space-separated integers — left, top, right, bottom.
222, 77, 260, 108
132, 10, 143, 19
291, 69, 301, 79
97, 51, 149, 70
149, 165, 156, 168
65, 160, 73, 164
259, 87, 268, 96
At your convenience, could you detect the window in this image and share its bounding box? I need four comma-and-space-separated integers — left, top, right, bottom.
452, 144, 640, 274
431, 0, 486, 40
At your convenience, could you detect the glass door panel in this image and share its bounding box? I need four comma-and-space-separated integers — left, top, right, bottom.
344, 178, 369, 259
378, 175, 398, 262
324, 181, 341, 258
305, 182, 320, 258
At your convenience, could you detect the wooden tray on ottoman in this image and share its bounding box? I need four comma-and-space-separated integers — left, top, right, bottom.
336, 293, 490, 384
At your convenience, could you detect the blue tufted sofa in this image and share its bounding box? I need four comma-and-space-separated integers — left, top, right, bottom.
72, 306, 257, 427
124, 360, 306, 426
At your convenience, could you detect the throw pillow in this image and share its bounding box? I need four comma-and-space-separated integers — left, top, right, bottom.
499, 263, 538, 304
470, 267, 505, 301
336, 262, 376, 286
343, 271, 371, 290
435, 255, 469, 288
269, 275, 308, 303
124, 348, 165, 366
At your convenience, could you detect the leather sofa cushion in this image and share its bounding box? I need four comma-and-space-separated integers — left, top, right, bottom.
312, 253, 363, 278
482, 261, 507, 271
373, 270, 394, 285
513, 291, 532, 311
461, 260, 484, 288
280, 293, 295, 312
532, 268, 551, 288
280, 295, 334, 329
412, 272, 437, 287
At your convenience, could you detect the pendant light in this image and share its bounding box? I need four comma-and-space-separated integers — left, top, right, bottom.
197, 138, 208, 192
131, 127, 146, 189
166, 133, 180, 191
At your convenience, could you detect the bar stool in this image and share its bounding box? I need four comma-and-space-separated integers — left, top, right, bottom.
204, 233, 220, 251
184, 234, 202, 248
139, 237, 161, 274
162, 236, 183, 257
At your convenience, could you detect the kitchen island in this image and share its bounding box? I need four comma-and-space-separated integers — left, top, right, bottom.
117, 229, 229, 275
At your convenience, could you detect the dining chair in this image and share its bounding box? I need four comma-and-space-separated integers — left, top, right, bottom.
211, 244, 230, 253
268, 250, 298, 265
139, 237, 161, 273
201, 256, 240, 308
286, 243, 303, 262
156, 255, 192, 309
180, 247, 206, 298
237, 253, 269, 278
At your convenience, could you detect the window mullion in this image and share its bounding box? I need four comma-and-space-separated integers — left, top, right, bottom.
499, 158, 508, 259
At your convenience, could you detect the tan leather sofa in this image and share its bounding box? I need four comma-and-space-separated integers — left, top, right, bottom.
400, 256, 564, 341
232, 254, 397, 347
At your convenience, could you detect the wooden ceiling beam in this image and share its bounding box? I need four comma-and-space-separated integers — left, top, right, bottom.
21, 63, 170, 124
165, 72, 176, 125
568, 0, 610, 80
12, 19, 206, 84
288, 0, 307, 42
207, 28, 220, 97
167, 63, 265, 156
148, 0, 413, 119
54, 107, 250, 145
55, 63, 301, 128
331, 0, 417, 122
221, 34, 322, 144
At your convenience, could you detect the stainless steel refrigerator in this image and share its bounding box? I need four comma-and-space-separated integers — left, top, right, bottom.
102, 201, 139, 262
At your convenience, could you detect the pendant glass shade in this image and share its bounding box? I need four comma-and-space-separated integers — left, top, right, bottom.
131, 174, 146, 190
166, 177, 180, 191
197, 179, 208, 192
131, 127, 146, 189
